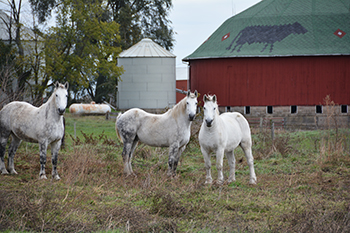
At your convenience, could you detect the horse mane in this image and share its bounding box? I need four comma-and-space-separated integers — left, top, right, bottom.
170, 97, 186, 119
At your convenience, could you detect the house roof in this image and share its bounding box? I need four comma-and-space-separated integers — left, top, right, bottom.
184, 0, 350, 61
119, 38, 176, 58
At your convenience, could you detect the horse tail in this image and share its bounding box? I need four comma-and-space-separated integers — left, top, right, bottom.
115, 112, 123, 142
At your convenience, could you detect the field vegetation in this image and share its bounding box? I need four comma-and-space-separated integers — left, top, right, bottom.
0, 112, 350, 232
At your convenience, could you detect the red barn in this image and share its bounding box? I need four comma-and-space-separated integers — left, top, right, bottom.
183, 0, 350, 122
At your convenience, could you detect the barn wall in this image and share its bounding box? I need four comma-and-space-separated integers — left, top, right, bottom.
189, 56, 350, 106
176, 80, 188, 103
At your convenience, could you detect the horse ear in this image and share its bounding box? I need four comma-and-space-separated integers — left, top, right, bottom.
187, 90, 191, 97
213, 95, 217, 102
55, 81, 59, 89
194, 90, 198, 97
203, 94, 208, 102
64, 82, 69, 90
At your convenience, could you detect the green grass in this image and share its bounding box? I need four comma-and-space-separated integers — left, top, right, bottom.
0, 114, 349, 232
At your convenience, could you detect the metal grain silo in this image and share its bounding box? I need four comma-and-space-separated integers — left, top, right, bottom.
117, 38, 176, 110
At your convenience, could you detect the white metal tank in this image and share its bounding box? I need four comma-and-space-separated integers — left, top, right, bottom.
69, 102, 111, 115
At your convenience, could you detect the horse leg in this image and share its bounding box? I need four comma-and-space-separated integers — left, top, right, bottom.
201, 147, 212, 184
122, 142, 133, 176
167, 143, 179, 177
127, 137, 139, 176
7, 135, 21, 174
226, 150, 236, 183
240, 141, 257, 184
215, 148, 225, 184
39, 141, 48, 179
0, 135, 9, 174
50, 140, 61, 180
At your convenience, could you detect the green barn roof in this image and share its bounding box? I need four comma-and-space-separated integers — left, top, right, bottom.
184, 0, 350, 61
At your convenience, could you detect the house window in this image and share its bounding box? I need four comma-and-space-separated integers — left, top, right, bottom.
267, 106, 273, 114
341, 105, 348, 113
245, 106, 251, 114
316, 105, 323, 114
291, 105, 297, 114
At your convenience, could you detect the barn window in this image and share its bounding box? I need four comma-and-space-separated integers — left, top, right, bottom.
245, 106, 251, 114
226, 106, 231, 112
267, 106, 273, 114
316, 105, 323, 114
341, 105, 348, 113
291, 105, 297, 114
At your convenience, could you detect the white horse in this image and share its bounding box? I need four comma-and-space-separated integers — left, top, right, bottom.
0, 82, 69, 180
116, 90, 198, 177
198, 94, 257, 185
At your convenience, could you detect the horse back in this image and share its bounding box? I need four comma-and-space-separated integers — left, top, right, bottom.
220, 112, 251, 138
117, 108, 185, 147
0, 101, 63, 143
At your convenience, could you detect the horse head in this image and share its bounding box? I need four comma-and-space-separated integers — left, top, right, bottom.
54, 82, 69, 115
203, 94, 218, 127
186, 90, 198, 121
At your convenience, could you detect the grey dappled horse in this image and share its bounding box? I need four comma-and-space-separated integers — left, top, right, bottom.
116, 90, 198, 177
0, 82, 68, 180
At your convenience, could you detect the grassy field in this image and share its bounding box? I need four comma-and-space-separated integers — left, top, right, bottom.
0, 113, 350, 232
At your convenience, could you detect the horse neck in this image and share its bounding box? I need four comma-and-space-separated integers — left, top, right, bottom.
170, 98, 190, 125
41, 92, 61, 121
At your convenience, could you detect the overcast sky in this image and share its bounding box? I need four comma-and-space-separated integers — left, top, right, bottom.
170, 0, 261, 67
1, 0, 261, 67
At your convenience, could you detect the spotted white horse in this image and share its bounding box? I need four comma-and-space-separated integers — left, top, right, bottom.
116, 90, 198, 177
0, 82, 68, 180
199, 94, 257, 185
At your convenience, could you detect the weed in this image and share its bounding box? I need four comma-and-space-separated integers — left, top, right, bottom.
0, 114, 349, 232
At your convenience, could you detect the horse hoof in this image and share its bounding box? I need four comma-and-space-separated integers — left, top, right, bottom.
53, 175, 61, 180
9, 169, 18, 175
249, 179, 257, 185
204, 179, 213, 185
1, 170, 9, 175
40, 174, 48, 179
125, 173, 137, 178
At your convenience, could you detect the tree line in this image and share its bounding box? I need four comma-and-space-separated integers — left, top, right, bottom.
0, 0, 174, 106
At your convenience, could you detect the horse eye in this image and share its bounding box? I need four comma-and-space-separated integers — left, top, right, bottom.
203, 107, 206, 110
214, 108, 216, 110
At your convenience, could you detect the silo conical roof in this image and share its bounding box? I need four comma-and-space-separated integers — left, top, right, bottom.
119, 38, 175, 58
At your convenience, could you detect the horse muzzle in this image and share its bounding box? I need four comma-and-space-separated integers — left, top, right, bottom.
57, 108, 65, 115
205, 119, 213, 127
189, 113, 195, 121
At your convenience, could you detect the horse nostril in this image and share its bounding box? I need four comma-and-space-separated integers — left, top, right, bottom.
189, 114, 195, 121
206, 119, 213, 127
58, 108, 65, 115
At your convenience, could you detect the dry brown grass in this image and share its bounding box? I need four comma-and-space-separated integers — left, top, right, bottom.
0, 112, 350, 232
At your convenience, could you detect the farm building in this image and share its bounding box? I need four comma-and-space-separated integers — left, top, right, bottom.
183, 0, 350, 128
117, 38, 176, 110
176, 66, 189, 103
